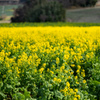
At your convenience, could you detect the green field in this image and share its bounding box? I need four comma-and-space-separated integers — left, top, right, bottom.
0, 22, 100, 27
67, 7, 100, 23
0, 5, 18, 16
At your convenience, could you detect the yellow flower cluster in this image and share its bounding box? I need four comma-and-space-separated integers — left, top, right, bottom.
0, 26, 100, 99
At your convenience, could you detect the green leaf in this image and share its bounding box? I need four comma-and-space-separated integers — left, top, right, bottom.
7, 84, 13, 89
0, 92, 6, 98
54, 90, 64, 99
0, 81, 3, 89
12, 92, 25, 100
24, 89, 31, 99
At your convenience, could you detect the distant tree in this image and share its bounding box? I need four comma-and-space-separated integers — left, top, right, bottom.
20, 0, 27, 3
86, 0, 97, 6
56, 0, 72, 8
74, 0, 87, 7
11, 0, 66, 22
19, 0, 97, 7
72, 0, 97, 7
56, 0, 97, 7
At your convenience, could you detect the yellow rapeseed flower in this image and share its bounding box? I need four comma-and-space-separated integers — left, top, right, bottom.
83, 80, 86, 84
74, 98, 77, 100
56, 57, 60, 64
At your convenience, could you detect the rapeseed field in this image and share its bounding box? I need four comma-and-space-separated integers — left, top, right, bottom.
0, 26, 100, 100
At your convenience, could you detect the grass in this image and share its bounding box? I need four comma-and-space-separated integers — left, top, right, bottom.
0, 22, 100, 27
67, 7, 100, 23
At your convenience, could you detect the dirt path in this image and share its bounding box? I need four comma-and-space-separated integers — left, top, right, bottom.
0, 20, 10, 23
95, 0, 100, 6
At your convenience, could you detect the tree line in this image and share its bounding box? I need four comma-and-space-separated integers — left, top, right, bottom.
19, 0, 97, 8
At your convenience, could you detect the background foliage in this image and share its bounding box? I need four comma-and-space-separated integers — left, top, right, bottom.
11, 0, 66, 22
20, 0, 98, 7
